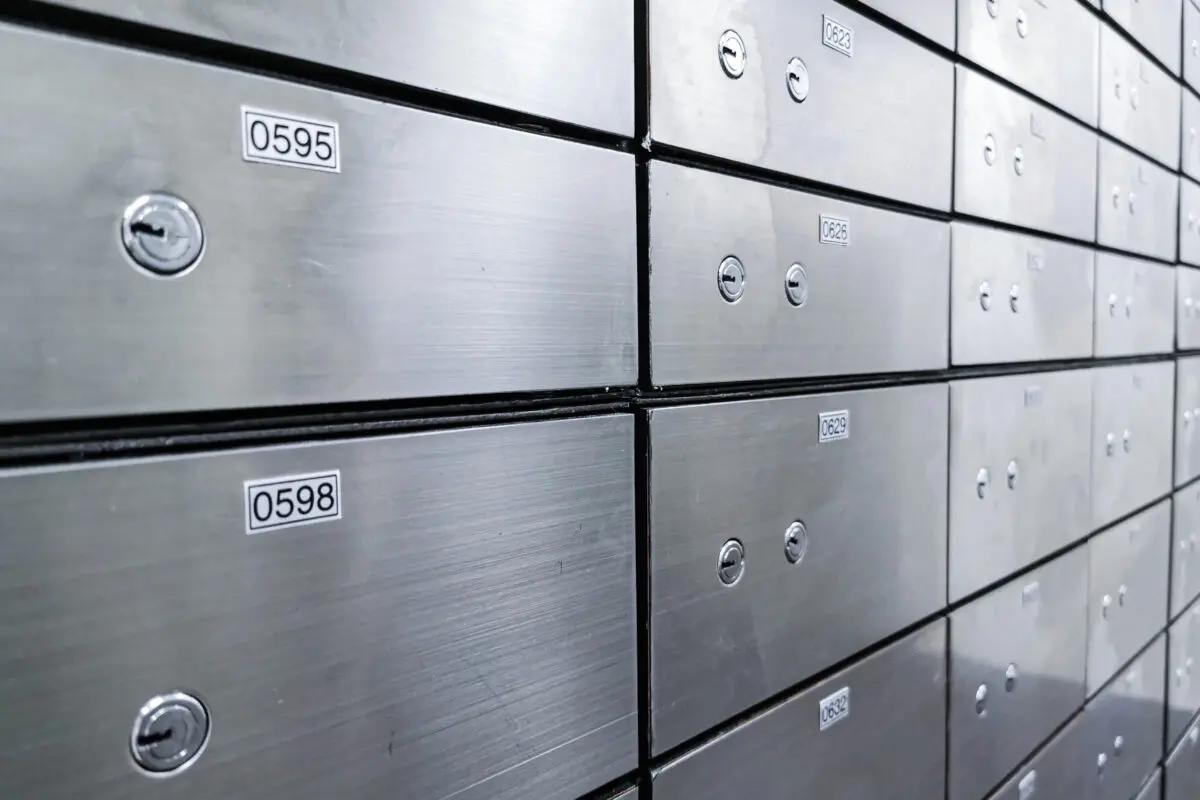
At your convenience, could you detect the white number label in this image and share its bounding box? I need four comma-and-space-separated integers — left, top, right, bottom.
242, 107, 340, 172
822, 15, 854, 57
245, 470, 341, 534
819, 214, 850, 246
818, 410, 850, 443
819, 686, 850, 731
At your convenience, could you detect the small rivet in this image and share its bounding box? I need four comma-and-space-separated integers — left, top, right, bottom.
717, 539, 745, 586
718, 30, 746, 79
717, 255, 746, 302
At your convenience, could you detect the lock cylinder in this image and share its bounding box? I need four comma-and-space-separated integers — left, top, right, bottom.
130, 691, 210, 776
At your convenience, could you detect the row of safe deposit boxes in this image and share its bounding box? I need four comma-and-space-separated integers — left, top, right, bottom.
5, 0, 1200, 799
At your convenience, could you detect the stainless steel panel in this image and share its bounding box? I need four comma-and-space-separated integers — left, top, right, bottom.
1087, 500, 1172, 695
648, 161, 950, 386
1081, 635, 1167, 800
1166, 719, 1200, 800
648, 384, 948, 753
957, 0, 1099, 124
1093, 252, 1176, 356
955, 65, 1098, 241
1138, 770, 1164, 800
948, 371, 1093, 601
1103, 0, 1183, 75
861, 0, 956, 48
949, 549, 1088, 800
1178, 357, 1200, 485
652, 622, 947, 800
1100, 22, 1182, 169
1175, 484, 1200, 617
1187, 3, 1200, 93
1169, 600, 1200, 746
0, 415, 637, 800
41, 0, 633, 135
985, 716, 1091, 800
1184, 91, 1200, 180
951, 223, 1095, 365
1179, 178, 1200, 267
0, 25, 636, 422
649, 0, 954, 210
1091, 362, 1176, 527
1180, 267, 1200, 348
1096, 138, 1180, 261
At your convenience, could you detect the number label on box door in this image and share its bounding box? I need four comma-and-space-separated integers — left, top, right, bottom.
818, 410, 850, 442
819, 214, 851, 246
821, 15, 854, 57
819, 686, 851, 730
242, 107, 340, 172
245, 470, 341, 533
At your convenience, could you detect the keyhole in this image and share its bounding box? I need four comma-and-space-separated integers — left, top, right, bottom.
130, 220, 167, 238
135, 727, 174, 747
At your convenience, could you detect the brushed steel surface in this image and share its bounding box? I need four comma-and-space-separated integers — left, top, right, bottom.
958, 0, 1099, 124
648, 384, 948, 753
1178, 357, 1200, 485
1081, 635, 1167, 800
949, 548, 1088, 800
1093, 252, 1176, 356
1091, 362, 1176, 528
955, 65, 1098, 241
41, 0, 633, 135
648, 161, 950, 386
1185, 91, 1200, 181
0, 25, 636, 421
861, 0, 955, 48
1136, 769, 1163, 800
0, 415, 637, 800
652, 621, 947, 800
1174, 484, 1200, 617
1166, 717, 1200, 800
1087, 500, 1172, 695
1180, 178, 1200, 266
951, 223, 1095, 365
1103, 0, 1183, 75
1169, 600, 1200, 746
1097, 138, 1180, 261
1099, 22, 1182, 169
948, 371, 1093, 601
985, 715, 1091, 800
1187, 2, 1200, 93
649, 0, 954, 210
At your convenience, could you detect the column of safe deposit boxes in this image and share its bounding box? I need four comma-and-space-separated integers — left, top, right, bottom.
3, 1, 1200, 799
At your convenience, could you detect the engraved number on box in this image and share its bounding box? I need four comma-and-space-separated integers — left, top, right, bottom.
245, 470, 341, 534
819, 214, 851, 246
242, 107, 340, 172
822, 15, 854, 57
818, 410, 850, 443
819, 686, 851, 731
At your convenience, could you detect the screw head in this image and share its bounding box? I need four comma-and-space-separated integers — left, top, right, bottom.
786, 57, 810, 103
784, 520, 809, 564
718, 30, 747, 79
717, 539, 745, 586
983, 134, 997, 165
1013, 146, 1025, 176
717, 256, 746, 302
121, 193, 204, 276
130, 691, 210, 774
784, 263, 809, 307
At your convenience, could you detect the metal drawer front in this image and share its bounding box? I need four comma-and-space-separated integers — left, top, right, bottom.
0, 25, 636, 422
861, 0, 955, 48
951, 223, 1095, 365
1169, 601, 1200, 746
1091, 362, 1176, 528
1180, 268, 1200, 348
985, 715, 1091, 800
1180, 178, 1200, 266
649, 0, 954, 211
949, 549, 1088, 800
648, 162, 950, 386
1093, 253, 1176, 356
1081, 635, 1167, 800
1185, 92, 1200, 180
42, 0, 633, 135
955, 66, 1098, 241
652, 622, 947, 800
948, 371, 1092, 601
648, 384, 948, 753
1188, 2, 1200, 93
1179, 357, 1200, 485
1175, 484, 1200, 617
1087, 500, 1172, 695
958, 0, 1099, 124
1166, 720, 1200, 800
1099, 23, 1182, 169
1103, 0, 1184, 75
1096, 139, 1180, 261
0, 415, 637, 800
